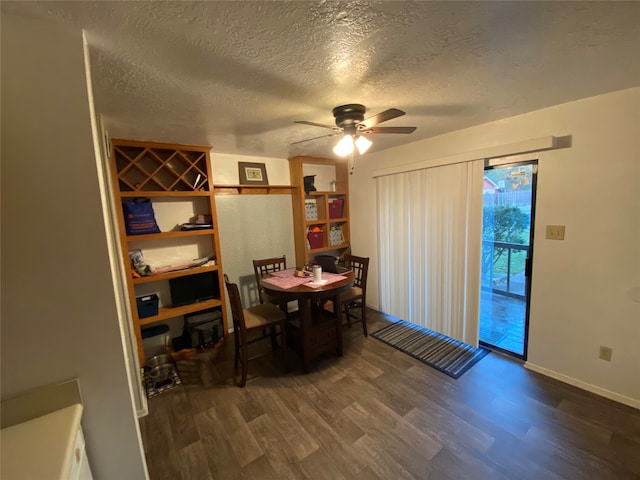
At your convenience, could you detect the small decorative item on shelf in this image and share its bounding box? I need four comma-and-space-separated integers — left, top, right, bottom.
239, 162, 269, 185
195, 214, 212, 224
129, 249, 151, 277
304, 175, 316, 194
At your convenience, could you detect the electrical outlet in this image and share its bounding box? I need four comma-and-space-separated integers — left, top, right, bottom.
546, 225, 566, 240
599, 346, 613, 362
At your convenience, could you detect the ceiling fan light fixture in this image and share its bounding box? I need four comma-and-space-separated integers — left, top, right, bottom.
333, 134, 354, 157
294, 104, 416, 157
355, 135, 372, 154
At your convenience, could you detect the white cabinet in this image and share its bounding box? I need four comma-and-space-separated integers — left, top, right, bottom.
1, 404, 92, 480
69, 424, 93, 480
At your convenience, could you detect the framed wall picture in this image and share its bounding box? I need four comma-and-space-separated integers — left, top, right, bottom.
238, 162, 269, 185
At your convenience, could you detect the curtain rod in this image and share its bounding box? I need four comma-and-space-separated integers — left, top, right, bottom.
371, 136, 559, 178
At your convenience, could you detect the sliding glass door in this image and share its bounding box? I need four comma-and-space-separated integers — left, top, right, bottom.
479, 161, 537, 359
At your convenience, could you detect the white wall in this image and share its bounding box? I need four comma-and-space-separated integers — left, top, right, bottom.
349, 87, 640, 406
211, 153, 296, 320
1, 14, 148, 478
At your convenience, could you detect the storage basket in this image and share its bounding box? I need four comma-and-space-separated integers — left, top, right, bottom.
329, 198, 344, 219
307, 230, 324, 249
305, 201, 318, 221
329, 226, 343, 246
136, 294, 159, 318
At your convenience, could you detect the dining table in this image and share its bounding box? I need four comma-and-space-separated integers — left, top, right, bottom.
260, 268, 354, 373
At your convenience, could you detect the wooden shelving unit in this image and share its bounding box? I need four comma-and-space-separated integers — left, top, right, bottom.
110, 139, 228, 365
288, 156, 351, 266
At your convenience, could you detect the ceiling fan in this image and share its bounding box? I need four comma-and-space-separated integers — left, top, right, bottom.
292, 104, 417, 157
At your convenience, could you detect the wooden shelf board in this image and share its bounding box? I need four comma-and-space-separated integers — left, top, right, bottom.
307, 244, 349, 254
138, 298, 223, 326
126, 229, 214, 241
308, 191, 347, 196
119, 191, 211, 197
133, 264, 219, 284
305, 217, 348, 226
213, 184, 295, 195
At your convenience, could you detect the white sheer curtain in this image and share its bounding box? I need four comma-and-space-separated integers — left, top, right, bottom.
376, 160, 484, 346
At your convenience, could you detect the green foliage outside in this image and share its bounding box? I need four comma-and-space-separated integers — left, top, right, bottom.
483, 205, 530, 276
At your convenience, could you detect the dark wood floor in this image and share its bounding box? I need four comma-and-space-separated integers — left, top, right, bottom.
140, 310, 640, 480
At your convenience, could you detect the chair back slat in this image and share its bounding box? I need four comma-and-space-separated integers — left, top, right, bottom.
224, 274, 245, 330
342, 254, 370, 336
345, 254, 369, 292
252, 255, 286, 303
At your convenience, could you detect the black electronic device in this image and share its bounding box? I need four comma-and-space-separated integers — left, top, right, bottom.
180, 223, 213, 231
169, 271, 219, 307
314, 255, 351, 274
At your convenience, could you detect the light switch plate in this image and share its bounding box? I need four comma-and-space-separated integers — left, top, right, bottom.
546, 225, 566, 240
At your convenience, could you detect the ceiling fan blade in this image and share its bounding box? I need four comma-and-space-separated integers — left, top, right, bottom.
359, 108, 406, 129
291, 132, 340, 145
294, 120, 338, 130
362, 126, 417, 134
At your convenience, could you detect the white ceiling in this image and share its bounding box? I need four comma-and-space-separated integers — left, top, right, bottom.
3, 1, 639, 159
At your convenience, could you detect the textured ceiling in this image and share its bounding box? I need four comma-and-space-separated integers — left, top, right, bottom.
3, 1, 639, 159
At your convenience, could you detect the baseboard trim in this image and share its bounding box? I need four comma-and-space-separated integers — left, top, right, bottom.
524, 361, 640, 410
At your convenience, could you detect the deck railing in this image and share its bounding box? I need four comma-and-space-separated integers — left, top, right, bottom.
482, 240, 528, 299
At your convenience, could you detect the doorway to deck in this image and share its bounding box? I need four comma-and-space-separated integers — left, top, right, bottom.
479, 160, 537, 359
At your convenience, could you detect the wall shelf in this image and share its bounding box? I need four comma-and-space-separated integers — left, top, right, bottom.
138, 298, 223, 326
132, 264, 219, 285
213, 184, 294, 195
126, 229, 214, 241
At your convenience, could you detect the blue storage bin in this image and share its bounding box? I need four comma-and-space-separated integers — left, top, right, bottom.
136, 293, 159, 318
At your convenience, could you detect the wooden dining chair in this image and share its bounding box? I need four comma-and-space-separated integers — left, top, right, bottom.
252, 255, 287, 304
339, 254, 370, 337
224, 274, 288, 387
